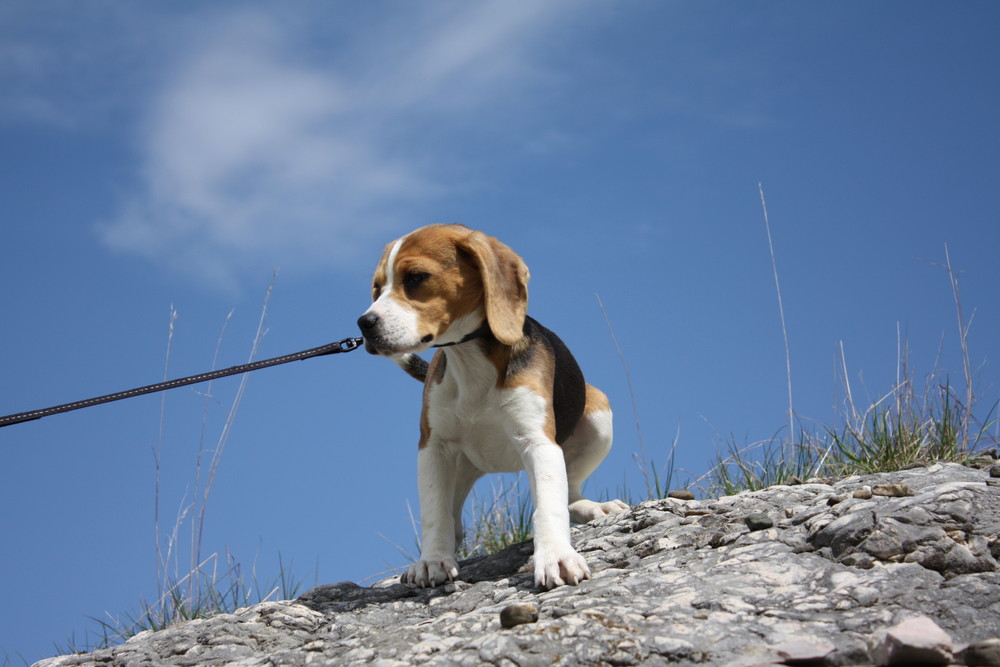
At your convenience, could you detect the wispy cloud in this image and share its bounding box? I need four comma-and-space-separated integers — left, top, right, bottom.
96, 3, 578, 289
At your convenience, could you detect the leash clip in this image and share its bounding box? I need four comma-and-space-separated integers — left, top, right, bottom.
339, 337, 365, 353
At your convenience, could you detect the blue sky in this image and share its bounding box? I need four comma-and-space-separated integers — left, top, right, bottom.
2, 1, 998, 661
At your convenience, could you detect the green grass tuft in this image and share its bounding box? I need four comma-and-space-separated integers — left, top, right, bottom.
59, 552, 307, 654
458, 475, 534, 559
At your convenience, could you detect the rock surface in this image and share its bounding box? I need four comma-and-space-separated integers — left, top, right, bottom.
35, 462, 1000, 666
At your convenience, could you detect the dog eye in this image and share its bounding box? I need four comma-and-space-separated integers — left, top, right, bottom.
403, 272, 429, 288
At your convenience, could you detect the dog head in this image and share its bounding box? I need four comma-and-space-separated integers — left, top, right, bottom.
358, 224, 529, 358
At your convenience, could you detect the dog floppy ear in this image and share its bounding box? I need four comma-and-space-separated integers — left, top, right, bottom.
461, 231, 529, 345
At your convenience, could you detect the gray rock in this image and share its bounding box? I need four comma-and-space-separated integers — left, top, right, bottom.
772, 638, 835, 665
33, 463, 1000, 667
958, 638, 1000, 666
870, 615, 953, 665
744, 512, 775, 531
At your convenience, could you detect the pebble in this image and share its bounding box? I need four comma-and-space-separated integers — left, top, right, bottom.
872, 483, 914, 497
667, 490, 696, 501
772, 638, 835, 664
499, 603, 538, 628
744, 512, 774, 531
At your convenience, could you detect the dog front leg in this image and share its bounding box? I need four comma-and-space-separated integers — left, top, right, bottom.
402, 444, 459, 587
521, 439, 591, 590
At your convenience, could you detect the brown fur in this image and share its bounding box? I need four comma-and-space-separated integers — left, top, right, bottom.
373, 225, 489, 344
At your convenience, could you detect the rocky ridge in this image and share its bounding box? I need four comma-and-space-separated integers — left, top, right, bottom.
36, 461, 1000, 666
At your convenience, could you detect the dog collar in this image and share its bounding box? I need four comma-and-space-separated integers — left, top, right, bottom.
431, 322, 492, 348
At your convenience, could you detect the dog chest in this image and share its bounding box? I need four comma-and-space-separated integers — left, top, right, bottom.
425, 380, 548, 474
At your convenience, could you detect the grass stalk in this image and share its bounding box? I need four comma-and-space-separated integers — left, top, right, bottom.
191, 272, 277, 586
189, 307, 234, 602
758, 183, 794, 445
596, 293, 666, 498
63, 273, 306, 653
153, 306, 178, 607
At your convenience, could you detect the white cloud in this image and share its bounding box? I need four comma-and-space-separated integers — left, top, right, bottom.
97, 3, 577, 289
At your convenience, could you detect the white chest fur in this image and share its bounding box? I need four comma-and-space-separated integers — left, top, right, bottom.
424, 347, 546, 474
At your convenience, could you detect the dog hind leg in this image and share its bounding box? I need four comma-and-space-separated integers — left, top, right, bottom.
563, 385, 629, 523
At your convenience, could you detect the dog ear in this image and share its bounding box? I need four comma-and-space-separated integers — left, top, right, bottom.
462, 231, 529, 345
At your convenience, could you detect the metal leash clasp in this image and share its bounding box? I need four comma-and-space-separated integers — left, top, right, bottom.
307, 336, 365, 357
339, 337, 365, 352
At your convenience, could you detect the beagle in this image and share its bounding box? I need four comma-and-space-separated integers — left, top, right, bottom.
358, 224, 627, 590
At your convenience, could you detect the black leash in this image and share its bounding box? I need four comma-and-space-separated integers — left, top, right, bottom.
0, 336, 365, 429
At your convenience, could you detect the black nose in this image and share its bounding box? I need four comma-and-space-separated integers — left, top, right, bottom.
358, 312, 380, 336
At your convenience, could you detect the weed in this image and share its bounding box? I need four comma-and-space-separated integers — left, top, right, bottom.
703, 212, 996, 495
61, 274, 309, 653
458, 475, 534, 559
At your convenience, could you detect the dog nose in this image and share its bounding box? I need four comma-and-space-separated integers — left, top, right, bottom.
358, 311, 380, 337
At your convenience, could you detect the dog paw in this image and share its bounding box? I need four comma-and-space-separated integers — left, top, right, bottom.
532, 548, 591, 590
401, 558, 459, 587
569, 498, 630, 524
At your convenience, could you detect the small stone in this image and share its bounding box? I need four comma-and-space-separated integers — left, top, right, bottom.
853, 486, 874, 499
684, 509, 711, 517
499, 603, 539, 628
988, 463, 1000, 478
957, 638, 1000, 666
668, 490, 696, 501
840, 553, 876, 569
773, 638, 835, 665
648, 635, 696, 657
968, 455, 998, 469
744, 512, 774, 531
872, 483, 914, 497
785, 475, 804, 486
871, 615, 953, 665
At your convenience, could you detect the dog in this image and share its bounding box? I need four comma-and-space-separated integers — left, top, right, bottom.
357, 224, 628, 590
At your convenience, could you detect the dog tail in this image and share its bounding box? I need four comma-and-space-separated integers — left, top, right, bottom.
396, 353, 428, 382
